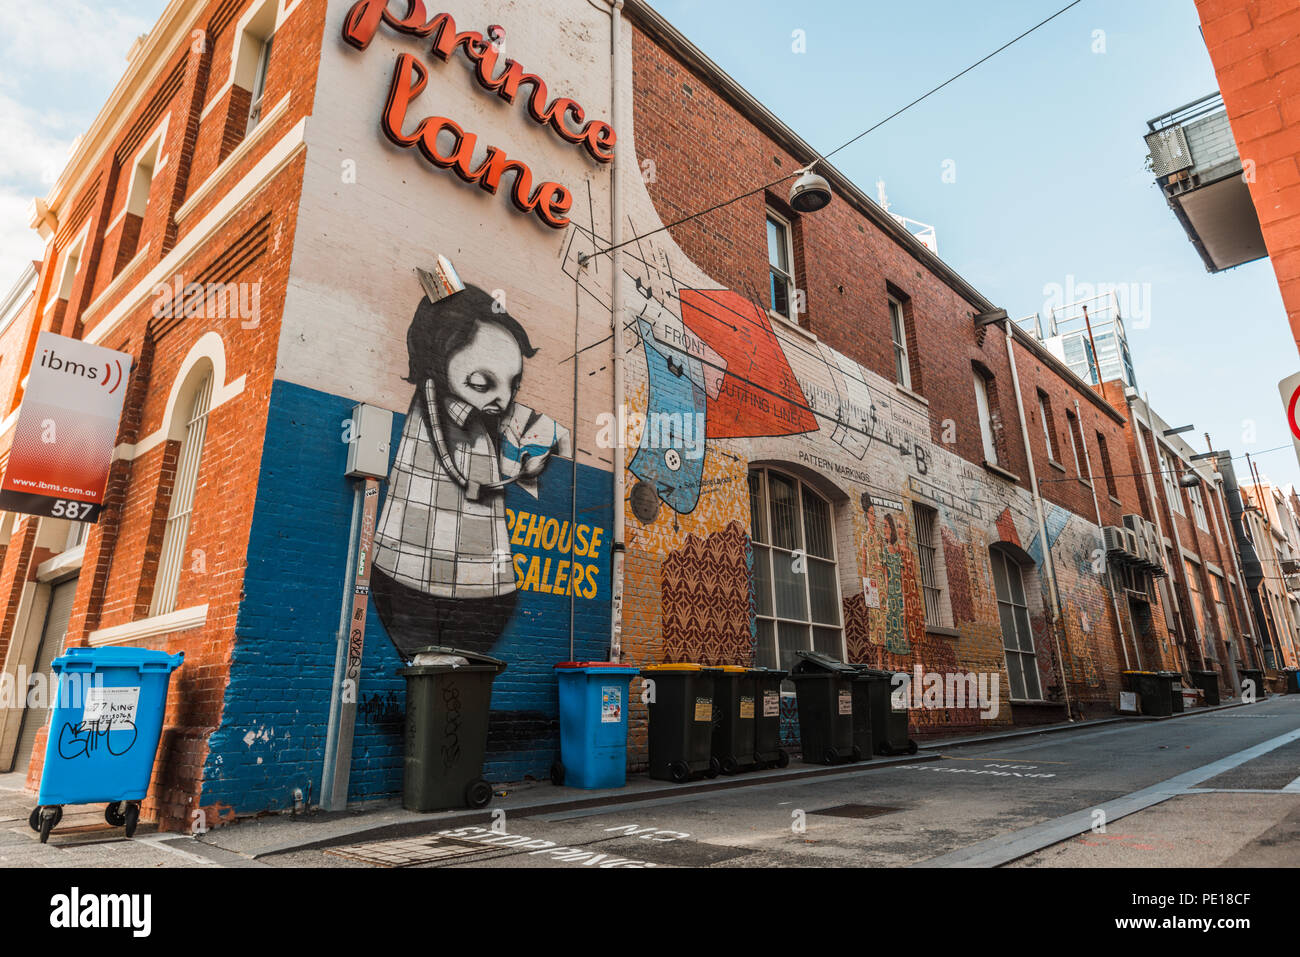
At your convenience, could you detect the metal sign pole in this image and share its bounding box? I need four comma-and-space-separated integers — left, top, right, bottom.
327, 477, 380, 810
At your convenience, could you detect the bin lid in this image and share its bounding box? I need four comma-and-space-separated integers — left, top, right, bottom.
751, 667, 789, 679
791, 650, 858, 675
849, 664, 899, 679
1122, 670, 1157, 675
52, 645, 184, 674
715, 665, 748, 672
641, 663, 705, 672
408, 645, 505, 668
555, 662, 639, 674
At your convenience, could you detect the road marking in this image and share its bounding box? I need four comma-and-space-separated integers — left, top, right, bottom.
940, 755, 1071, 765
916, 726, 1300, 868
1284, 775, 1300, 793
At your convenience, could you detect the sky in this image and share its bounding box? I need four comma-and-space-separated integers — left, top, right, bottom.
1, 0, 1296, 487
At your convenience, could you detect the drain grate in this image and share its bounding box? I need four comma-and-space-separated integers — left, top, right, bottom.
809, 804, 900, 820
324, 835, 486, 867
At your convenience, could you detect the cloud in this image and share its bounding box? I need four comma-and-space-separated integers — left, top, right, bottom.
0, 1, 164, 284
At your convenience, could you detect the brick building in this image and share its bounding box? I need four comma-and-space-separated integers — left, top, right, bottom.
0, 0, 1259, 831
1184, 1, 1300, 351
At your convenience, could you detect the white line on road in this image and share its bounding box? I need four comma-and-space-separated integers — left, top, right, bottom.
915, 727, 1300, 868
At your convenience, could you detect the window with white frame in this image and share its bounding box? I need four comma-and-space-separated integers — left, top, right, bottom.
973, 369, 998, 466
1159, 446, 1184, 514
912, 502, 948, 628
766, 211, 795, 321
889, 296, 912, 390
1187, 480, 1209, 531
990, 546, 1042, 701
151, 371, 214, 616
1065, 410, 1083, 475
1037, 391, 1056, 462
235, 1, 278, 135
749, 467, 843, 673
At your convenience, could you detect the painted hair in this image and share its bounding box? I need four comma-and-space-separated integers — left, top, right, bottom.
404, 283, 538, 390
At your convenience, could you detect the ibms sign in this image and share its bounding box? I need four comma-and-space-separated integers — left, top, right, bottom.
0, 332, 131, 522
341, 2, 617, 228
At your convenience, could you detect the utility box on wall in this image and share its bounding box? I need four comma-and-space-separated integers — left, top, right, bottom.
345, 403, 393, 479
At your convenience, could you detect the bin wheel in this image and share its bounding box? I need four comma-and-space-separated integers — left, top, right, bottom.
851, 745, 863, 762
669, 760, 692, 783
37, 806, 61, 844
28, 807, 41, 832
906, 740, 919, 755
822, 747, 839, 766
776, 749, 790, 769
706, 756, 720, 779
550, 761, 565, 787
123, 804, 140, 839
465, 780, 493, 809
105, 803, 127, 827
721, 755, 739, 775
753, 752, 768, 770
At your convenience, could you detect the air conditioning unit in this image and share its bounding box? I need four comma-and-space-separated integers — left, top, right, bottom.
1143, 522, 1166, 576
1122, 528, 1141, 561
1103, 526, 1128, 558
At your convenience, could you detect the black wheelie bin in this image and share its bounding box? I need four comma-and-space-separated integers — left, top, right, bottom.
789, 651, 860, 764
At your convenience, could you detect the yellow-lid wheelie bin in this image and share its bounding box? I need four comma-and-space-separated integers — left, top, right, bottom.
641, 664, 720, 782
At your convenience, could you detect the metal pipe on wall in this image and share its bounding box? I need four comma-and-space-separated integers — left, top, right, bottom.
1003, 320, 1073, 720
1074, 398, 1136, 671
608, 0, 626, 662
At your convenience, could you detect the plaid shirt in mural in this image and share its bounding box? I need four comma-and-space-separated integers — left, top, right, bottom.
374, 381, 567, 599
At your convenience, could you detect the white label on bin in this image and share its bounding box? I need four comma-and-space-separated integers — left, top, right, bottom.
739, 696, 755, 719
763, 690, 780, 717
838, 690, 852, 715
601, 686, 622, 723
83, 686, 140, 727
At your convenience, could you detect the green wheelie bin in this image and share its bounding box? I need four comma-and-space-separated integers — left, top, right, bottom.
641, 664, 720, 782
710, 665, 759, 774
398, 647, 506, 812
752, 667, 789, 769
853, 665, 917, 755
789, 651, 859, 764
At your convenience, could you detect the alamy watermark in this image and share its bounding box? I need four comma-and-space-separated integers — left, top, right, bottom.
151, 275, 261, 328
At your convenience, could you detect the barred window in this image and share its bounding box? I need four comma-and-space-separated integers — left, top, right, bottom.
912, 502, 947, 629
749, 467, 843, 672
151, 372, 213, 616
991, 546, 1042, 701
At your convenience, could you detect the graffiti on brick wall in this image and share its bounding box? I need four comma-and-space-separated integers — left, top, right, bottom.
371, 259, 572, 660
659, 521, 755, 663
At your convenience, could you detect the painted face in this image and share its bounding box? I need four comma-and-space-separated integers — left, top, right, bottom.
445, 322, 523, 415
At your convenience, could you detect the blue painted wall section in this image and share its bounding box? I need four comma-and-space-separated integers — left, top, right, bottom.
201, 380, 613, 814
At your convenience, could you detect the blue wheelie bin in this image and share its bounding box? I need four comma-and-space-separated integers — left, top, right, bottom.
31, 646, 184, 843
551, 662, 639, 789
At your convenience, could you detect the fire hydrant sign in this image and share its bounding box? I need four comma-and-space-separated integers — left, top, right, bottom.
0, 332, 131, 522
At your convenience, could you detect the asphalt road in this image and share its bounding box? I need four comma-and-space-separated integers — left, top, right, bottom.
5, 695, 1297, 868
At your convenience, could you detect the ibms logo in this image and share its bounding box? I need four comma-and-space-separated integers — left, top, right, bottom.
39, 347, 126, 393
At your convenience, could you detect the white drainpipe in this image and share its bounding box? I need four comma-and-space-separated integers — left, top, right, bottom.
608, 0, 626, 661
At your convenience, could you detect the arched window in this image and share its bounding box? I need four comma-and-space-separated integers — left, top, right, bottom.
749, 467, 843, 671
150, 368, 214, 616
990, 545, 1041, 700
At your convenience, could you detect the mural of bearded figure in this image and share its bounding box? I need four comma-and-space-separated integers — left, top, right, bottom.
371, 257, 571, 660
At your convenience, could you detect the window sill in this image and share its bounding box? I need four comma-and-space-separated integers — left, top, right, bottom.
1109, 495, 1124, 508
87, 604, 208, 646
1077, 477, 1093, 490
176, 92, 291, 223
926, 625, 961, 639
982, 461, 1021, 484
36, 545, 85, 583
1047, 459, 1066, 473
895, 384, 929, 407
767, 309, 818, 343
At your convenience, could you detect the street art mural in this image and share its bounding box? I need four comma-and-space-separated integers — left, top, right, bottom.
605, 200, 1131, 743
371, 258, 572, 660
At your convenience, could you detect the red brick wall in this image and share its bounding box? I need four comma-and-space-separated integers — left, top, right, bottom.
10, 0, 328, 829
1196, 0, 1300, 352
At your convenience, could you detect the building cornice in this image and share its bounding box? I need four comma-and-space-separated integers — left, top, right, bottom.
28, 0, 204, 235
